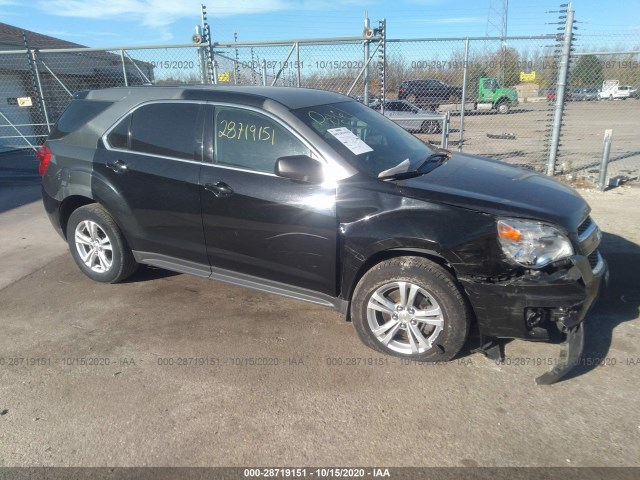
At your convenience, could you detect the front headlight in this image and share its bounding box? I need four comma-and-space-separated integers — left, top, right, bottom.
497, 218, 574, 268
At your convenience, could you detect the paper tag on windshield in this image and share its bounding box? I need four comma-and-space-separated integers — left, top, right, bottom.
327, 127, 373, 155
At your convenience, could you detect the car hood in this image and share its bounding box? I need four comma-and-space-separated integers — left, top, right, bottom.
396, 152, 589, 230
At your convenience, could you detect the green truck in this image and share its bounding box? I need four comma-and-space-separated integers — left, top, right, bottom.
475, 77, 519, 114
398, 76, 519, 113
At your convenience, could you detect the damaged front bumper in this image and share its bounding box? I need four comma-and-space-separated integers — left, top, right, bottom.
459, 252, 608, 384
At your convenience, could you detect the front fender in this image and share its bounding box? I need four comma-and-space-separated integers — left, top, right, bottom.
336, 182, 498, 300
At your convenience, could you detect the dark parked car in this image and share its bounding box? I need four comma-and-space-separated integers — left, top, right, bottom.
398, 79, 463, 108
39, 86, 607, 384
371, 100, 442, 134
570, 88, 599, 101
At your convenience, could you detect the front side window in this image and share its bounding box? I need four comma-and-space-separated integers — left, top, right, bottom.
292, 101, 434, 178
129, 103, 200, 160
214, 107, 310, 174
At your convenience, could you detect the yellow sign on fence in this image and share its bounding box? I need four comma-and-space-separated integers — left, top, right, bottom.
218, 72, 231, 82
519, 71, 536, 82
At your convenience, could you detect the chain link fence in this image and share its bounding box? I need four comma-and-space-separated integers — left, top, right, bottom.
1, 14, 639, 183
558, 40, 640, 182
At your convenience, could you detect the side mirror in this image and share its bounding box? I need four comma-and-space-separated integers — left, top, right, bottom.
274, 155, 324, 184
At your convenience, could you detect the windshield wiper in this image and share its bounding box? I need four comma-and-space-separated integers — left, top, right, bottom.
413, 152, 451, 171
378, 152, 451, 181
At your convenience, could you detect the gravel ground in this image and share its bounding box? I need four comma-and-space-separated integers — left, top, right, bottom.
0, 159, 639, 468
419, 99, 640, 180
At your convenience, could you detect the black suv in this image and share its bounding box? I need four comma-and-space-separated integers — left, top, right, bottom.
40, 86, 607, 383
398, 79, 463, 108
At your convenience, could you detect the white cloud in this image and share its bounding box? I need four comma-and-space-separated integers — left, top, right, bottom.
37, 0, 291, 27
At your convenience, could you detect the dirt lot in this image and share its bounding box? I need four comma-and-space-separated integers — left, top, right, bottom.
0, 149, 639, 468
418, 99, 640, 180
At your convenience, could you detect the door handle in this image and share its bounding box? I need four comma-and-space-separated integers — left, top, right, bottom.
106, 159, 128, 174
204, 181, 234, 197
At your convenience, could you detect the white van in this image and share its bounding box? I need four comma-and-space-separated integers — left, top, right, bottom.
598, 80, 631, 100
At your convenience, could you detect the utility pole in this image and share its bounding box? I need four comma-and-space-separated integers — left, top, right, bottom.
486, 0, 509, 83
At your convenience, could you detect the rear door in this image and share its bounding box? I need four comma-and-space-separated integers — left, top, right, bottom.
199, 104, 338, 295
94, 101, 209, 274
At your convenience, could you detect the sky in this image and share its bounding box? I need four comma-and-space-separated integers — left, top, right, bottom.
0, 0, 638, 47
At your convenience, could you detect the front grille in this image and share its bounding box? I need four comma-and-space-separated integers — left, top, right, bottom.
577, 216, 593, 236
588, 250, 599, 269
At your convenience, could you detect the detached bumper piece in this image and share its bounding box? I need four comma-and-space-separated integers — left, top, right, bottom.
535, 323, 585, 385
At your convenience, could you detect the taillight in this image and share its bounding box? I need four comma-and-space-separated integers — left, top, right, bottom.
36, 145, 52, 176
399, 87, 405, 93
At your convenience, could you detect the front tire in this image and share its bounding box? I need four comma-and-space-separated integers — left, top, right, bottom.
66, 204, 138, 283
496, 101, 510, 114
351, 256, 471, 362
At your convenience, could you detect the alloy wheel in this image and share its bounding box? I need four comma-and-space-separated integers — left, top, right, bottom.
74, 220, 113, 273
366, 281, 444, 355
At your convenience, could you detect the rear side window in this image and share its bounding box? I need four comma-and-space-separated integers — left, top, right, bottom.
129, 103, 200, 160
107, 115, 130, 149
49, 100, 112, 140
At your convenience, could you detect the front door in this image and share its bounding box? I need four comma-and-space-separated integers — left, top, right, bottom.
199, 105, 338, 295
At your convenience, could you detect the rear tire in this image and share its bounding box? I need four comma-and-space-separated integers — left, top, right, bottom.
351, 256, 471, 362
66, 204, 138, 283
420, 120, 440, 134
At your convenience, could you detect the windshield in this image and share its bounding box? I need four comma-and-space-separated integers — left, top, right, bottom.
291, 101, 435, 178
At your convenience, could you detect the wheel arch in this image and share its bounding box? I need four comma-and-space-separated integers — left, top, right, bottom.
342, 247, 459, 321
59, 195, 96, 239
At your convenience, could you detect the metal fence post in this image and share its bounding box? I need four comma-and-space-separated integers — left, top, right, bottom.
296, 42, 301, 87
201, 5, 216, 84
378, 19, 386, 114
363, 12, 370, 105
441, 111, 450, 149
31, 51, 50, 133
120, 49, 128, 86
23, 32, 50, 134
194, 25, 207, 84
262, 59, 267, 86
346, 42, 380, 97
546, 2, 574, 176
597, 129, 613, 192
459, 38, 469, 151
233, 32, 240, 85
